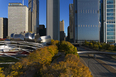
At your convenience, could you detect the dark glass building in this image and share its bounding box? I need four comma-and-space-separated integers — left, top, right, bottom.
73, 0, 100, 43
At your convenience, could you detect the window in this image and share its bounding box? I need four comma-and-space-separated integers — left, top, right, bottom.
107, 13, 114, 16
107, 40, 115, 43
107, 0, 114, 4
107, 17, 115, 20
107, 24, 115, 27
107, 28, 115, 31
107, 5, 114, 8
107, 32, 115, 35
107, 36, 115, 39
107, 9, 114, 12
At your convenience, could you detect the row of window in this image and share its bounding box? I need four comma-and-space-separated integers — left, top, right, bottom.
107, 9, 115, 12
107, 17, 115, 20
78, 25, 100, 27
107, 36, 115, 39
107, 21, 115, 23
107, 40, 115, 43
107, 32, 115, 35
107, 5, 115, 8
76, 10, 98, 13
107, 24, 115, 27
107, 13, 115, 16
107, 0, 114, 4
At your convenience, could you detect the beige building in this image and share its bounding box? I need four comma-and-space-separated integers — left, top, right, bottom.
8, 3, 28, 36
60, 20, 64, 31
60, 20, 65, 41
0, 18, 8, 38
28, 0, 39, 33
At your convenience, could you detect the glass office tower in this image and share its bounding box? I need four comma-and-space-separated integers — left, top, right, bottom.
73, 0, 100, 43
102, 0, 116, 43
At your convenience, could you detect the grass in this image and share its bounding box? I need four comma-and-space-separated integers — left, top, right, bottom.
0, 57, 19, 62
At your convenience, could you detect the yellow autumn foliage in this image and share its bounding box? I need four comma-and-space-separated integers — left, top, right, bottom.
40, 54, 92, 77
0, 67, 5, 77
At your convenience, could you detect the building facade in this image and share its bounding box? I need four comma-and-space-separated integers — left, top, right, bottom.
46, 0, 60, 40
38, 25, 46, 36
0, 18, 8, 38
8, 3, 28, 36
60, 20, 65, 41
73, 0, 100, 43
28, 0, 39, 33
101, 0, 116, 43
69, 4, 74, 42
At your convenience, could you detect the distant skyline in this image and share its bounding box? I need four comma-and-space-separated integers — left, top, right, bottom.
0, 0, 73, 36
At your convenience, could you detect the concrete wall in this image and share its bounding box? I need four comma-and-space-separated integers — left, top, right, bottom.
8, 5, 28, 36
0, 18, 3, 38
47, 0, 60, 40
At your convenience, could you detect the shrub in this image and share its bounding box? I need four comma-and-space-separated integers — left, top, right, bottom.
40, 54, 92, 77
108, 45, 114, 51
0, 67, 5, 77
93, 44, 99, 50
59, 41, 78, 56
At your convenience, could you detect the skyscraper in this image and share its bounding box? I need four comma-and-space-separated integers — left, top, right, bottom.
8, 3, 28, 36
46, 0, 60, 40
73, 0, 100, 43
69, 4, 74, 42
101, 0, 116, 43
28, 0, 39, 33
60, 20, 65, 41
0, 18, 8, 38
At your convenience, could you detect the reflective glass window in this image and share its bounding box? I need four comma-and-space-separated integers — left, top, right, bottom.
107, 36, 115, 39
107, 24, 115, 27
107, 0, 114, 4
107, 28, 115, 31
107, 40, 115, 43
107, 9, 114, 12
107, 32, 115, 35
107, 13, 114, 16
107, 5, 114, 8
107, 17, 115, 20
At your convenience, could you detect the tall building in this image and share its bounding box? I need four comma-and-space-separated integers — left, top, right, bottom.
46, 0, 60, 40
60, 20, 65, 41
60, 20, 64, 31
69, 4, 74, 42
0, 18, 8, 38
8, 3, 28, 36
101, 0, 116, 43
28, 0, 39, 33
38, 25, 46, 36
73, 0, 100, 43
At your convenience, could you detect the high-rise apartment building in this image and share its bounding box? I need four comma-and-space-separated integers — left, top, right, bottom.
46, 0, 60, 40
73, 0, 100, 43
69, 4, 74, 42
8, 3, 28, 36
101, 0, 116, 43
28, 0, 39, 33
0, 18, 8, 38
60, 20, 65, 41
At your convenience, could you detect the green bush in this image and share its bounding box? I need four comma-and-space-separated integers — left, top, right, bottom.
59, 41, 78, 56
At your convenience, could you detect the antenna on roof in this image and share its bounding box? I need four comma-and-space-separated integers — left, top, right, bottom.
22, 0, 24, 5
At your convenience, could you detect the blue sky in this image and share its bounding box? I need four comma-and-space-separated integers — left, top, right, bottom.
0, 0, 73, 36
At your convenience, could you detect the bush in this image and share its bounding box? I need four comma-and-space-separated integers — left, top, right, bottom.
59, 41, 78, 56
93, 44, 99, 50
108, 45, 114, 51
40, 54, 92, 77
